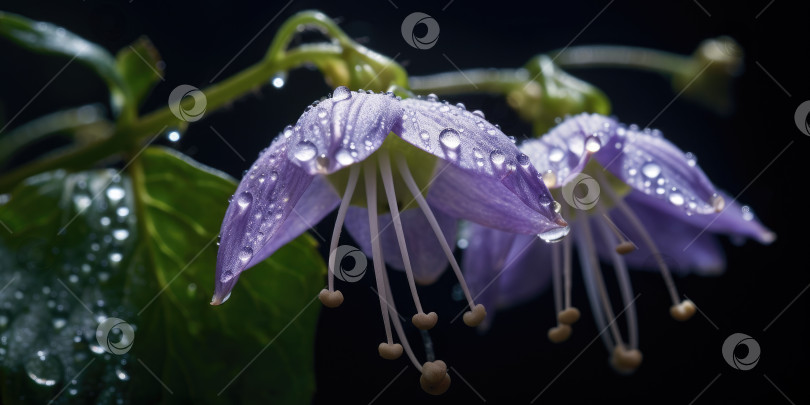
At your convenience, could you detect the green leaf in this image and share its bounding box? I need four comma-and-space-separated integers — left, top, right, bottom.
115, 37, 163, 108
0, 147, 325, 404
0, 11, 131, 118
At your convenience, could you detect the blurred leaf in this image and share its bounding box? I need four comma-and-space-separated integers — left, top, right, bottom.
0, 147, 324, 404
115, 37, 163, 108
0, 11, 130, 117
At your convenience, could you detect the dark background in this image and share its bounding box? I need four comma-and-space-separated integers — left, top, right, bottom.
1, 0, 808, 404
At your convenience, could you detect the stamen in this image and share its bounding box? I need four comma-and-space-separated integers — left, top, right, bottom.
578, 216, 626, 351
364, 159, 396, 352
319, 164, 361, 308
380, 263, 422, 370
600, 213, 637, 255
549, 206, 579, 343
378, 151, 437, 330
595, 171, 694, 320
595, 208, 639, 350
551, 242, 563, 316
394, 155, 486, 327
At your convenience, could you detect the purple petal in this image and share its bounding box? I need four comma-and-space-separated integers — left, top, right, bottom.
461, 223, 518, 329
396, 98, 568, 235
520, 113, 622, 184
496, 234, 553, 307
246, 176, 340, 269
598, 191, 726, 275
286, 88, 402, 175
214, 136, 315, 304
342, 205, 456, 284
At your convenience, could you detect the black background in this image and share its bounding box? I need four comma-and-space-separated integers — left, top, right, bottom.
1, 0, 808, 404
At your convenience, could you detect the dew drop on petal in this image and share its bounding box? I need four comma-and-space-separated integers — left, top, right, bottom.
489, 150, 505, 164
641, 162, 661, 179
685, 152, 697, 167
472, 110, 485, 118
220, 270, 235, 283
538, 225, 570, 243
553, 201, 561, 213
238, 247, 253, 263
283, 125, 294, 138
517, 153, 530, 166
332, 86, 352, 101
237, 192, 253, 209
668, 192, 685, 206
336, 149, 355, 165
439, 128, 461, 148
420, 131, 430, 141
294, 141, 317, 161
549, 148, 565, 163
585, 136, 602, 153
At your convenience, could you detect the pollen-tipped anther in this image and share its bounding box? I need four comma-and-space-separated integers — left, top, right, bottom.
412, 312, 439, 330
557, 307, 581, 325
378, 342, 403, 360
318, 289, 344, 308
420, 360, 451, 395
615, 241, 637, 255
670, 299, 696, 321
548, 324, 573, 343
462, 304, 487, 327
610, 345, 643, 374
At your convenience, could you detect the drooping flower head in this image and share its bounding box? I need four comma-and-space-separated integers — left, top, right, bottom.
463, 113, 774, 372
212, 87, 568, 393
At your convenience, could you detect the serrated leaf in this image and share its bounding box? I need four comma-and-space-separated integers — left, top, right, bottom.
0, 147, 324, 404
0, 11, 130, 117
115, 37, 163, 108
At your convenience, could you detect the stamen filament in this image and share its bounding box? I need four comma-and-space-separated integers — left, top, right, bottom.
578, 216, 626, 350
395, 155, 485, 326
378, 150, 425, 315
595, 208, 639, 349
328, 164, 361, 291
381, 260, 424, 371
600, 213, 637, 255
551, 242, 563, 315
364, 159, 394, 345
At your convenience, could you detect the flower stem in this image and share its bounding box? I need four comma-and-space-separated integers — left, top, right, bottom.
550, 45, 691, 77
409, 68, 527, 95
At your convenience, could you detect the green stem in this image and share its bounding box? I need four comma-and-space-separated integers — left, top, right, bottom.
409, 68, 527, 95
0, 45, 342, 193
551, 45, 691, 77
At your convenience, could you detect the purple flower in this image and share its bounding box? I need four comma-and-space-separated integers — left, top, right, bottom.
462, 113, 774, 373
211, 87, 568, 393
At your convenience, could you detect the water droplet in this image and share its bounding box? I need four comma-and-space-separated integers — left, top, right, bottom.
53, 318, 67, 329
269, 171, 279, 182
238, 247, 253, 263
116, 207, 129, 217
74, 195, 92, 211
237, 191, 253, 209
317, 109, 327, 119
538, 194, 552, 206
585, 136, 601, 153
741, 205, 754, 221
455, 102, 466, 110
711, 193, 725, 212
115, 366, 130, 381
517, 153, 530, 166
294, 141, 317, 161
220, 270, 235, 283
427, 94, 439, 102
420, 131, 430, 141
538, 225, 570, 243
271, 71, 286, 88
100, 217, 111, 226
106, 186, 125, 202
336, 149, 355, 165
439, 128, 461, 148
283, 125, 294, 138
316, 154, 330, 171
549, 148, 564, 163
25, 351, 62, 387
167, 131, 181, 142
472, 110, 485, 118
332, 86, 352, 101
553, 201, 562, 213
112, 229, 129, 241
489, 150, 505, 164
668, 192, 685, 206
109, 252, 123, 263
685, 152, 697, 167
655, 187, 665, 195
641, 162, 661, 179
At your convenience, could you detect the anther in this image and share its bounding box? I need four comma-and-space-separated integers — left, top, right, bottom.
412, 312, 439, 330
610, 345, 643, 374
558, 307, 581, 325
318, 289, 344, 308
420, 360, 451, 395
670, 299, 696, 321
548, 324, 572, 343
378, 343, 404, 360
462, 304, 487, 327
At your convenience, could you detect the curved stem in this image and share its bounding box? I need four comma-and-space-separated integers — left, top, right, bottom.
409, 68, 527, 95
551, 45, 691, 77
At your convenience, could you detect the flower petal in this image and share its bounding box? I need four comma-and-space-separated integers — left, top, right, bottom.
461, 223, 518, 330
246, 176, 340, 269
599, 191, 726, 275
496, 234, 553, 308
520, 113, 622, 185
397, 98, 567, 235
342, 206, 456, 284
286, 88, 402, 175
214, 136, 315, 304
